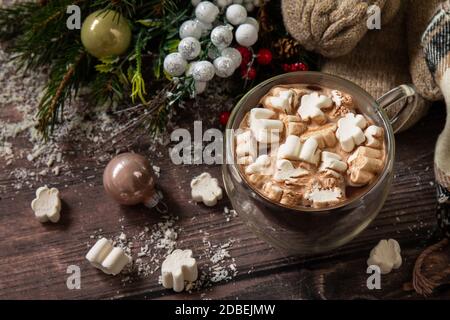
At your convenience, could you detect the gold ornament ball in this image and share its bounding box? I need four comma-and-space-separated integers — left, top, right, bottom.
81, 10, 132, 59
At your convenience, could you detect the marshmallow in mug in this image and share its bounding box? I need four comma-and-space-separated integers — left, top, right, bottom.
277, 135, 321, 165
249, 108, 283, 144
347, 146, 384, 186
298, 92, 333, 124
305, 184, 344, 208
235, 83, 386, 209
273, 159, 309, 182
336, 112, 368, 152
263, 88, 295, 113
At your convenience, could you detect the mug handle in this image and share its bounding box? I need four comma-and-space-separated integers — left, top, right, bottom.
376, 84, 417, 133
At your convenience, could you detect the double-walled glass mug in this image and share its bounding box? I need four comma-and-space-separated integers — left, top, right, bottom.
222, 72, 418, 255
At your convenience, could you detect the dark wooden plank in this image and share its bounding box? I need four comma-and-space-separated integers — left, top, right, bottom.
0, 102, 447, 299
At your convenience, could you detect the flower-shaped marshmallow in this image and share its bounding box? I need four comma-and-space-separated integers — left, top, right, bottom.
336, 112, 368, 152
161, 249, 198, 292
297, 92, 333, 124
191, 172, 223, 206
367, 239, 402, 274
31, 186, 61, 223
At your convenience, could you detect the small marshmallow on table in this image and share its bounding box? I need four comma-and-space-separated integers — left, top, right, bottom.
31, 186, 61, 223
367, 239, 402, 274
191, 172, 223, 206
161, 249, 198, 292
86, 238, 131, 275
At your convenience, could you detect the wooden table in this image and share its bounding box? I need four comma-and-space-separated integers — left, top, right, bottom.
1, 101, 448, 300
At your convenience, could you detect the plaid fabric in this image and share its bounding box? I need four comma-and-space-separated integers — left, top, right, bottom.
422, 2, 450, 80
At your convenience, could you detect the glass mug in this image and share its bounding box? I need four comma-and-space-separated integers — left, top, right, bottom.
222, 72, 418, 255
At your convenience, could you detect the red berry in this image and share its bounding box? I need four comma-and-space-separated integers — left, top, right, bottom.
256, 48, 272, 65
241, 66, 256, 80
297, 62, 309, 71
236, 46, 252, 66
282, 62, 309, 73
219, 111, 231, 126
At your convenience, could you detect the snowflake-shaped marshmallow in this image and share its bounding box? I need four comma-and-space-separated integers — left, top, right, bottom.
191, 172, 223, 206
264, 89, 295, 113
297, 92, 333, 123
305, 185, 343, 208
336, 112, 367, 152
86, 237, 131, 275
161, 249, 198, 292
367, 239, 402, 274
273, 159, 309, 182
31, 186, 61, 223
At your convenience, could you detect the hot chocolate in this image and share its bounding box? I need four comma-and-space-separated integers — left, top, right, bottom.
234, 84, 386, 209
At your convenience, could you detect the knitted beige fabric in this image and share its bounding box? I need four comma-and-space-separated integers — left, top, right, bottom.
321, 2, 429, 131
281, 0, 397, 58
407, 0, 443, 102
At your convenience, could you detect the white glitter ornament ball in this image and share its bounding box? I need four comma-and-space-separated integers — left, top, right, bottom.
226, 4, 247, 25
244, 17, 259, 31
192, 61, 215, 81
221, 47, 242, 69
192, 0, 201, 6
179, 20, 202, 39
195, 81, 207, 94
211, 25, 234, 49
216, 0, 232, 7
214, 56, 235, 78
178, 37, 201, 60
163, 53, 187, 77
235, 23, 258, 47
195, 1, 219, 24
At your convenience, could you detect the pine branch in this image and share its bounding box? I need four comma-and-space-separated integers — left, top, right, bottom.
37, 50, 90, 138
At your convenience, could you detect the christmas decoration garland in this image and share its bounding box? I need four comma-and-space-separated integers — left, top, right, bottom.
0, 0, 316, 140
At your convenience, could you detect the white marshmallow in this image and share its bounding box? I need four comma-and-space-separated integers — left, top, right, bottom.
305, 185, 343, 207
319, 151, 347, 173
236, 130, 257, 160
331, 90, 342, 107
86, 238, 131, 275
277, 135, 302, 160
249, 108, 283, 144
336, 112, 367, 152
277, 135, 320, 165
367, 239, 402, 274
265, 89, 294, 113
162, 249, 198, 292
364, 125, 383, 149
273, 159, 309, 182
191, 172, 223, 206
31, 186, 61, 223
298, 92, 333, 123
245, 154, 272, 175
299, 137, 320, 165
